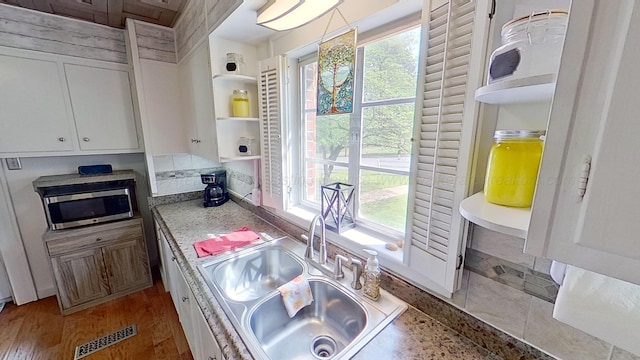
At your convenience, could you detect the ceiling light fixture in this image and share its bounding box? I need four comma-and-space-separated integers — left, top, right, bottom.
257, 0, 343, 31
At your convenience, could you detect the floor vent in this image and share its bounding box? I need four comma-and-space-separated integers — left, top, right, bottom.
74, 324, 137, 359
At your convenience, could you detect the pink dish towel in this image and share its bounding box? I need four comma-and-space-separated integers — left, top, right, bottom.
193, 227, 261, 258
277, 275, 314, 318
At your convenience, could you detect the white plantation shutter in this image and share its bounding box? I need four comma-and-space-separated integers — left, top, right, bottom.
258, 56, 287, 210
405, 0, 489, 295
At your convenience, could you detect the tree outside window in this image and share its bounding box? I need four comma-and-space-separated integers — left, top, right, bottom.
301, 27, 421, 234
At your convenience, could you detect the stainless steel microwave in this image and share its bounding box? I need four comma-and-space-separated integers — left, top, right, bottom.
39, 181, 135, 230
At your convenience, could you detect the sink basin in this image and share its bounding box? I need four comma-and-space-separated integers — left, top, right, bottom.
211, 247, 303, 302
198, 237, 407, 360
248, 278, 366, 359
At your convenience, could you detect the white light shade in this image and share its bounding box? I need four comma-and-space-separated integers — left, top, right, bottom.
257, 0, 302, 24
258, 0, 342, 31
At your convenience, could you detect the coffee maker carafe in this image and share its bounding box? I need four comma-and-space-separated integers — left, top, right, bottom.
201, 170, 229, 207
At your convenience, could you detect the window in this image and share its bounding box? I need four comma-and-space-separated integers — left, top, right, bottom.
299, 27, 421, 237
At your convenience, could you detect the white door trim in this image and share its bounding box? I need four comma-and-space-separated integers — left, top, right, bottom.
0, 163, 38, 305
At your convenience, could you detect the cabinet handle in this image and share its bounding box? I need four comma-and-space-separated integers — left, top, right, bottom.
191, 138, 197, 143
58, 137, 66, 142
96, 237, 103, 242
82, 137, 90, 142
181, 296, 188, 302
208, 357, 216, 360
576, 155, 592, 201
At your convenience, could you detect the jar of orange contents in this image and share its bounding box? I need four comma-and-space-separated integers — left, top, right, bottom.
484, 130, 544, 208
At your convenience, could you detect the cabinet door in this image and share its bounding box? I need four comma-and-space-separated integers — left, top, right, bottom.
163, 234, 182, 309
193, 302, 223, 360
0, 54, 74, 152
527, 0, 640, 285
155, 222, 171, 292
177, 270, 197, 353
139, 60, 188, 155
64, 64, 139, 151
51, 248, 110, 309
178, 41, 219, 160
102, 237, 151, 294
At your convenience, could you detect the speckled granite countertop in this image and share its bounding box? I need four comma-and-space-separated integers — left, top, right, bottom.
152, 199, 501, 359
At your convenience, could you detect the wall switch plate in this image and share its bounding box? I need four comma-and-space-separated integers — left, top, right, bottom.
5, 157, 22, 170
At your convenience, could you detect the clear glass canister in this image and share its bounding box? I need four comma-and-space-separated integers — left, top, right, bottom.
484, 130, 545, 208
488, 10, 568, 84
231, 90, 250, 117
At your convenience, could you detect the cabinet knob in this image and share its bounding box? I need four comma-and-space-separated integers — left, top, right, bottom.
96, 237, 103, 242
58, 137, 66, 142
191, 138, 197, 143
83, 137, 90, 142
171, 256, 176, 261
181, 296, 189, 302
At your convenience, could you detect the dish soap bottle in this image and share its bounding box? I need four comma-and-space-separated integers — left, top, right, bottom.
362, 249, 381, 301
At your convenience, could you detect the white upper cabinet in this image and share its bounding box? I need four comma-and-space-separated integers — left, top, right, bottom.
526, 0, 640, 285
64, 64, 139, 151
0, 47, 142, 156
178, 41, 219, 161
0, 54, 74, 153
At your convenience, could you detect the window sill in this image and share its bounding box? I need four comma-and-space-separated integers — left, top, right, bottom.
271, 205, 452, 298
283, 206, 405, 265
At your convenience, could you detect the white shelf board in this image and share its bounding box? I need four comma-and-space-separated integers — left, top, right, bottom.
216, 117, 260, 122
212, 74, 257, 83
475, 74, 556, 104
459, 192, 530, 238
219, 155, 261, 163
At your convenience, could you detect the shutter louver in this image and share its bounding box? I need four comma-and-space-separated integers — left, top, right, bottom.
258, 57, 286, 210
407, 0, 484, 294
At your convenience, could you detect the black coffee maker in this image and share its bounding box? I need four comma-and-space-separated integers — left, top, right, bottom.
201, 169, 229, 207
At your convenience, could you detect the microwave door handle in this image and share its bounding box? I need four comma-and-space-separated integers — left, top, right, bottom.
45, 188, 130, 204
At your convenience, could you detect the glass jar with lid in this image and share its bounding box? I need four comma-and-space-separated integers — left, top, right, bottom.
484, 130, 545, 208
488, 9, 568, 84
231, 90, 250, 117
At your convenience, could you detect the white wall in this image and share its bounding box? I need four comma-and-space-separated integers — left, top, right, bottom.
1, 153, 151, 298
267, 0, 421, 58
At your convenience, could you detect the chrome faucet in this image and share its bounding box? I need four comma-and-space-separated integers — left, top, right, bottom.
303, 215, 327, 266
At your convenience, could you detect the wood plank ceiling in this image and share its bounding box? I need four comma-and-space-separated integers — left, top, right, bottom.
0, 0, 187, 28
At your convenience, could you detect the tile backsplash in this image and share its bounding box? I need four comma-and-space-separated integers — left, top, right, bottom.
152, 154, 221, 196
462, 225, 636, 360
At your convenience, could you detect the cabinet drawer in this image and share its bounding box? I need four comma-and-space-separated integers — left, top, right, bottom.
47, 223, 143, 256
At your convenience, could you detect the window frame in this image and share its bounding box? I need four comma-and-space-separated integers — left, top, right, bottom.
295, 26, 422, 242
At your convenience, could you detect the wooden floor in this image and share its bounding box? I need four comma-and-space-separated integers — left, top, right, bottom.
0, 271, 192, 360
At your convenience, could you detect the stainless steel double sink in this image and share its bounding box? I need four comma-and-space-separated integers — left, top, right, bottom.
198, 236, 407, 360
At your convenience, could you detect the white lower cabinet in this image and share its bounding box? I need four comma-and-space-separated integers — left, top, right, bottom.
193, 305, 223, 360
156, 221, 223, 359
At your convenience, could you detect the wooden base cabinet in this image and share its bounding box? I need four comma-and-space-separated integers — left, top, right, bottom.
155, 220, 223, 360
44, 217, 152, 315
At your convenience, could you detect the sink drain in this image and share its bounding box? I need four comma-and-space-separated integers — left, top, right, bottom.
311, 336, 337, 359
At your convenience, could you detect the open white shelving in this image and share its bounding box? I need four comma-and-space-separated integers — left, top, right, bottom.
474, 73, 556, 104
459, 192, 530, 238
219, 155, 261, 163
216, 117, 260, 122
211, 71, 261, 162
212, 74, 257, 83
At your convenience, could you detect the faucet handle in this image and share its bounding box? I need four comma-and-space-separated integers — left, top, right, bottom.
334, 254, 350, 280
350, 258, 364, 290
